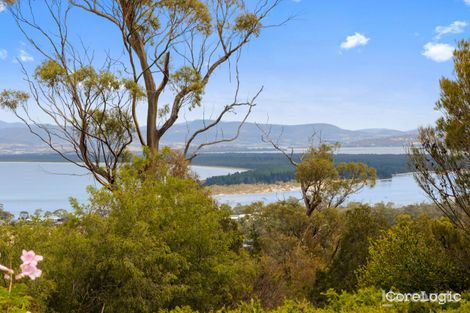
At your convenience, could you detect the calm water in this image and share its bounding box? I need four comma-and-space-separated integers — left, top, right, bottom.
0, 162, 429, 215
208, 147, 408, 154
0, 162, 244, 215
215, 173, 429, 207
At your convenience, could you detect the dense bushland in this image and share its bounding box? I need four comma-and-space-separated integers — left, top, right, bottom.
233, 201, 470, 308
1, 166, 469, 312
0, 157, 255, 312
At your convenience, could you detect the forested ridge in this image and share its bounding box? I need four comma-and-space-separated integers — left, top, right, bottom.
194, 153, 410, 185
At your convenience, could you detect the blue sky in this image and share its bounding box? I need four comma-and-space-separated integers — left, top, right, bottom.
0, 0, 469, 130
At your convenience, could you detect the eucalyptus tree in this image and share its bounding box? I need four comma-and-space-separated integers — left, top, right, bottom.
294, 144, 376, 216
1, 0, 283, 185
261, 130, 376, 216
410, 40, 470, 235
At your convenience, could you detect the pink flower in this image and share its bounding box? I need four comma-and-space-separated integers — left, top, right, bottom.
0, 264, 13, 274
19, 263, 42, 280
15, 250, 44, 280
20, 250, 43, 266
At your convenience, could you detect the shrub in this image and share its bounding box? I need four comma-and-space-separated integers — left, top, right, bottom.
358, 215, 470, 292
0, 159, 255, 312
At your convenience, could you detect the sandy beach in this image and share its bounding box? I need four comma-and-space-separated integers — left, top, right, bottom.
208, 181, 300, 196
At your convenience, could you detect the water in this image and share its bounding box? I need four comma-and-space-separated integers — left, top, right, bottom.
337, 146, 407, 154
0, 162, 429, 215
215, 173, 429, 207
206, 146, 408, 155
0, 162, 245, 215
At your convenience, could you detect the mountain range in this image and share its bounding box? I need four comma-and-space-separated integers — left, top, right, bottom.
0, 120, 418, 154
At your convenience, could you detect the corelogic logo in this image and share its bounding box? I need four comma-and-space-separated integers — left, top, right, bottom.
382, 290, 461, 306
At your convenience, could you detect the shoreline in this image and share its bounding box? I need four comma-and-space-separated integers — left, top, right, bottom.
208, 181, 300, 196
208, 173, 417, 196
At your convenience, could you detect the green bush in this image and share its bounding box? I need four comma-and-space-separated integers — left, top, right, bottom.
0, 159, 255, 312
358, 215, 470, 292
159, 288, 470, 312
313, 205, 389, 303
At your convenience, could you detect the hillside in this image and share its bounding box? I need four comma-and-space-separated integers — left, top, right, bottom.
0, 120, 418, 154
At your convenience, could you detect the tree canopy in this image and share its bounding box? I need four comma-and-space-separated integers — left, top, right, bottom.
410, 40, 470, 235
0, 0, 282, 185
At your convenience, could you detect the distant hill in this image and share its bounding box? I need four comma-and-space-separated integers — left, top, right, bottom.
0, 119, 418, 154
157, 120, 418, 151
0, 121, 24, 129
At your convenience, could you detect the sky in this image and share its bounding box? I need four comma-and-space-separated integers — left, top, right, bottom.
0, 0, 469, 131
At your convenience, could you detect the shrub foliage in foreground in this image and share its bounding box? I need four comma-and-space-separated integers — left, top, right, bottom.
358, 215, 470, 292
159, 288, 470, 312
0, 160, 254, 312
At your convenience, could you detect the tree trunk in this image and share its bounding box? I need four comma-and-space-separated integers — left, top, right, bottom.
122, 6, 158, 155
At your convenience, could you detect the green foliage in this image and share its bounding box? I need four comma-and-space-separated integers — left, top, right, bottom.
435, 40, 470, 150
296, 145, 377, 192
234, 201, 463, 309
0, 90, 29, 111
34, 60, 67, 87
158, 0, 212, 35
296, 145, 339, 185
410, 40, 470, 234
0, 284, 33, 313
205, 166, 294, 185
88, 107, 134, 151
34, 61, 125, 93
358, 215, 470, 292
0, 194, 468, 312
322, 287, 387, 312
314, 205, 389, 297
234, 13, 261, 36
0, 206, 13, 223
200, 153, 407, 186
0, 160, 255, 312
27, 59, 140, 184
158, 289, 470, 312
239, 201, 345, 307
172, 66, 205, 108
33, 60, 147, 103
123, 79, 146, 99
296, 144, 376, 215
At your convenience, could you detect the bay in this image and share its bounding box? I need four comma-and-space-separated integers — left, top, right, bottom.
214, 173, 430, 207
0, 162, 430, 215
0, 162, 244, 215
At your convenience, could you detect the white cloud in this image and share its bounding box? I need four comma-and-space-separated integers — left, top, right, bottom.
465, 0, 470, 5
340, 33, 370, 50
0, 2, 5, 13
18, 49, 34, 62
422, 42, 454, 62
435, 21, 467, 39
0, 49, 7, 60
